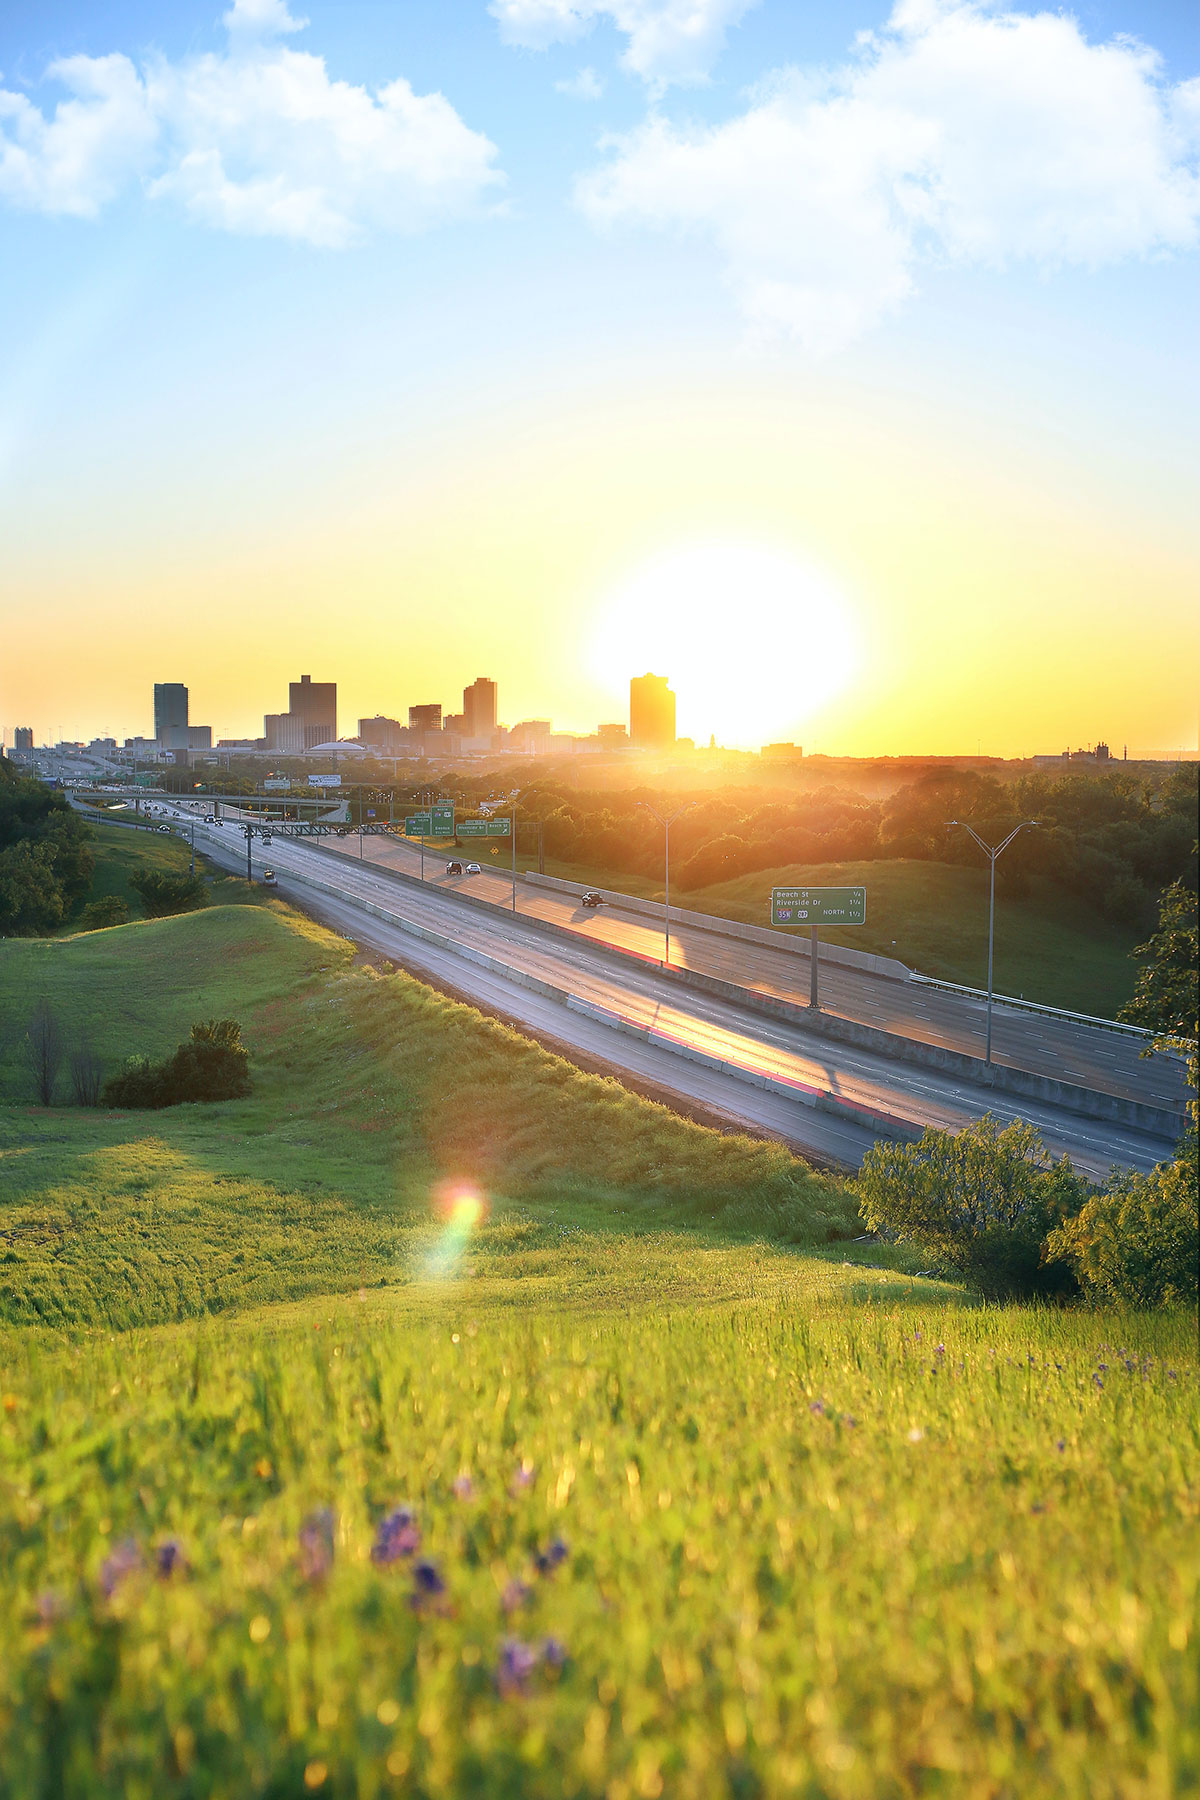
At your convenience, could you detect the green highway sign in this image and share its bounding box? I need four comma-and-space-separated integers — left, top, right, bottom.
431, 803, 455, 835
771, 886, 867, 927
457, 818, 512, 838
405, 813, 433, 837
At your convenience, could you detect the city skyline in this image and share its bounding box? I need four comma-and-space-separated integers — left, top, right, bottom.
2, 0, 1198, 755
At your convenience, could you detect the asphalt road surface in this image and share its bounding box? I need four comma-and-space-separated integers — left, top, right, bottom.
164, 807, 1177, 1180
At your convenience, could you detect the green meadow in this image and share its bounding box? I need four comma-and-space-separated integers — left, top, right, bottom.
0, 893, 1195, 1796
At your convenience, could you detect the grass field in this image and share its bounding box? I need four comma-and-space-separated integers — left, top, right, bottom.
1, 890, 1195, 1796
525, 852, 1140, 1018
64, 822, 264, 928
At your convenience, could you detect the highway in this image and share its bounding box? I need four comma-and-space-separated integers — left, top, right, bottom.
258, 818, 1182, 1110
141, 802, 1179, 1180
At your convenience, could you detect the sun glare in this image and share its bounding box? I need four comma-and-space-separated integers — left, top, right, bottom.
590, 541, 859, 748
420, 1181, 488, 1279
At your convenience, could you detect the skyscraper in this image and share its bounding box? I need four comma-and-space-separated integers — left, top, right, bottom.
629, 673, 676, 749
288, 675, 337, 749
14, 727, 33, 751
463, 677, 497, 740
154, 683, 189, 750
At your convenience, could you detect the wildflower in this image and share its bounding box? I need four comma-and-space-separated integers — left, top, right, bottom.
841, 1415, 858, 1429
496, 1637, 539, 1696
156, 1539, 185, 1580
542, 1636, 567, 1669
501, 1578, 532, 1614
100, 1537, 142, 1598
412, 1559, 446, 1600
451, 1475, 474, 1500
35, 1590, 66, 1625
512, 1459, 536, 1492
1096, 1363, 1108, 1373
1056, 1440, 1066, 1453
1093, 1374, 1104, 1390
298, 1508, 335, 1583
534, 1536, 569, 1575
934, 1345, 945, 1356
371, 1507, 420, 1566
809, 1400, 826, 1416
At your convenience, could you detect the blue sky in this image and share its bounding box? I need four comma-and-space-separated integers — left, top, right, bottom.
1, 0, 1198, 753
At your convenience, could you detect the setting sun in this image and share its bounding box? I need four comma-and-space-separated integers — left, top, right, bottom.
590, 541, 860, 748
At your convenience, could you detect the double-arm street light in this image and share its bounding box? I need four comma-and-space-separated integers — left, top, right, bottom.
637, 801, 697, 966
947, 818, 1039, 1065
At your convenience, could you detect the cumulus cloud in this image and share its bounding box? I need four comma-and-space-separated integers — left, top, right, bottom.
556, 66, 606, 100
0, 1, 501, 242
577, 0, 1200, 349
491, 0, 757, 90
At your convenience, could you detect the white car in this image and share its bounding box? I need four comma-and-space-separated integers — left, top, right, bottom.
465, 862, 482, 875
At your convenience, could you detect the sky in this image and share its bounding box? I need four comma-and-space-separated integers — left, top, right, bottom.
1, 0, 1198, 756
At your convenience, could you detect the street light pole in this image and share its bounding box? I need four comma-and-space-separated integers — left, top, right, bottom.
637, 801, 697, 966
947, 819, 1038, 1064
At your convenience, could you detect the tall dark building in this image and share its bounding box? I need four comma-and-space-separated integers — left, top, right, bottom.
289, 675, 337, 749
14, 727, 33, 751
154, 683, 189, 750
409, 704, 442, 732
463, 677, 497, 740
629, 673, 676, 749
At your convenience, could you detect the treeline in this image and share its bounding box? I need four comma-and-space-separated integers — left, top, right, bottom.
0, 760, 94, 934
518, 764, 1198, 925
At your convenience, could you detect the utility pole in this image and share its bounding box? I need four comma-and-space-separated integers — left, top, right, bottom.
636, 801, 697, 966
947, 818, 1038, 1064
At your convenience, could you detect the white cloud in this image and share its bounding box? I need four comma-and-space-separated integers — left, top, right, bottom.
577, 0, 1200, 349
0, 4, 501, 243
556, 66, 606, 100
491, 0, 757, 90
0, 53, 157, 216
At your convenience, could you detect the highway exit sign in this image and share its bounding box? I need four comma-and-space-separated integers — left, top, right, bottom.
404, 813, 433, 836
457, 818, 511, 838
431, 803, 455, 835
771, 886, 867, 926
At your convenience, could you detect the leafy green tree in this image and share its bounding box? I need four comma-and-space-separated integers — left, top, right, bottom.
1047, 1141, 1198, 1308
0, 761, 94, 935
128, 869, 208, 919
1119, 873, 1198, 1101
102, 1019, 250, 1109
79, 895, 129, 930
856, 1115, 1086, 1299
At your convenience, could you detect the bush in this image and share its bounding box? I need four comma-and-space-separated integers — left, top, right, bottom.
855, 1115, 1086, 1299
79, 895, 129, 930
128, 869, 208, 919
1046, 1136, 1199, 1308
102, 1019, 250, 1110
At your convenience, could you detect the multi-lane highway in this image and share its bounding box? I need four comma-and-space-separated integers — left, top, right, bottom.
128, 798, 1183, 1180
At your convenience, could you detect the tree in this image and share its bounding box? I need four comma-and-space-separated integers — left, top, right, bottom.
1047, 1141, 1198, 1308
69, 1040, 104, 1106
128, 869, 208, 919
102, 1019, 250, 1109
79, 895, 129, 930
1120, 873, 1198, 1105
25, 1000, 63, 1106
855, 1115, 1086, 1299
0, 760, 94, 935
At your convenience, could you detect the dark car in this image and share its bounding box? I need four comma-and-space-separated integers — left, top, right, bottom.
445, 860, 463, 875
581, 891, 605, 908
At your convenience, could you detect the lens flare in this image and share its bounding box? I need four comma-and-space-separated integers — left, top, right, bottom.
420, 1181, 488, 1279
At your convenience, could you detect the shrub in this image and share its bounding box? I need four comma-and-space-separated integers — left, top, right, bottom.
102, 1019, 250, 1110
128, 869, 208, 919
855, 1115, 1086, 1299
79, 895, 129, 930
1046, 1135, 1199, 1308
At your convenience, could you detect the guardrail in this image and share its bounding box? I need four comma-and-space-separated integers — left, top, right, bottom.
906, 973, 1155, 1039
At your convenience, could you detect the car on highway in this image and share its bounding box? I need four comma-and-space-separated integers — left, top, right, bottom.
580, 891, 606, 908
465, 863, 482, 875
156, 824, 170, 834
445, 860, 464, 875
262, 869, 278, 887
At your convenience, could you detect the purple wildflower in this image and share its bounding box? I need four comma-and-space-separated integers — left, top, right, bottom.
934, 1345, 945, 1356
496, 1637, 539, 1696
298, 1508, 335, 1583
100, 1537, 142, 1598
451, 1474, 474, 1501
412, 1559, 445, 1600
1056, 1440, 1066, 1453
371, 1507, 420, 1567
534, 1537, 569, 1576
809, 1400, 826, 1416
542, 1636, 567, 1669
842, 1414, 858, 1429
156, 1539, 185, 1580
501, 1578, 533, 1614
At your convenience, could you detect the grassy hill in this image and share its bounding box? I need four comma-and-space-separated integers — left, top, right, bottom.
0, 902, 853, 1331
526, 852, 1140, 1018
1, 894, 1194, 1797
63, 822, 265, 927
